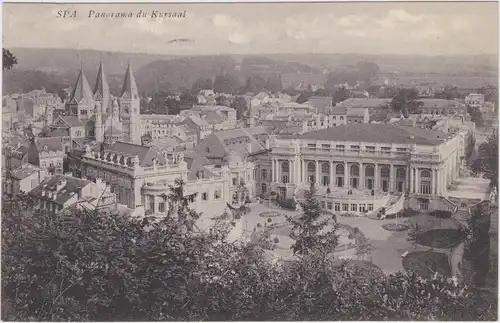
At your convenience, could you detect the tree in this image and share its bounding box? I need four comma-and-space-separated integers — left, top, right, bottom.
296, 90, 313, 104
244, 75, 266, 93
213, 73, 240, 94
286, 182, 339, 256
356, 61, 380, 84
230, 96, 248, 120
470, 129, 498, 189
3, 48, 17, 70
391, 88, 423, 116
332, 87, 351, 106
191, 77, 213, 94
264, 73, 282, 93
467, 106, 484, 127
434, 85, 461, 100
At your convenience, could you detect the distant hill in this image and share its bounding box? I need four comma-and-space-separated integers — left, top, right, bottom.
2, 47, 497, 95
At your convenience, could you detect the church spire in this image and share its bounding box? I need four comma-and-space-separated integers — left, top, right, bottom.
120, 61, 138, 99
93, 61, 110, 99
70, 66, 93, 104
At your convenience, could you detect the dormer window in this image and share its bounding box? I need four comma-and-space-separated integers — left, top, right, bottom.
43, 145, 48, 151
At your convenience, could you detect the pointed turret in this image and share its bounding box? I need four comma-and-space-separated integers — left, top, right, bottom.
70, 67, 93, 104
120, 62, 138, 99
93, 61, 110, 102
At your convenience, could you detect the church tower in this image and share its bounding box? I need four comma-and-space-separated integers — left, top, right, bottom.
94, 101, 103, 142
66, 66, 94, 120
93, 61, 111, 116
119, 62, 141, 144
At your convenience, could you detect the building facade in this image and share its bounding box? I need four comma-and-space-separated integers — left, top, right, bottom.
268, 123, 462, 214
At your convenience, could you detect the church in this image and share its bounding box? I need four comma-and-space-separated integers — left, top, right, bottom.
62, 62, 141, 144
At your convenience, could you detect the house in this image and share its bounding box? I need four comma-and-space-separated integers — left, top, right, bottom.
3, 164, 47, 196
281, 73, 326, 91
27, 137, 65, 175
307, 96, 333, 115
29, 174, 117, 214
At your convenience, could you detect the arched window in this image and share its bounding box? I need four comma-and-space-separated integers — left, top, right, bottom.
281, 161, 290, 184
321, 162, 330, 186
380, 167, 390, 178
335, 164, 344, 187
307, 161, 316, 184
380, 166, 391, 192
365, 165, 375, 189
335, 164, 344, 175
420, 170, 432, 194
350, 164, 360, 188
396, 168, 406, 192
321, 162, 330, 174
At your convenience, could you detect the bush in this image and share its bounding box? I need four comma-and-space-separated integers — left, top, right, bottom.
399, 208, 419, 218
273, 237, 280, 243
257, 223, 262, 228
267, 218, 272, 223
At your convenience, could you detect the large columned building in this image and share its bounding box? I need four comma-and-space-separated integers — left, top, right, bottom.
268, 123, 462, 213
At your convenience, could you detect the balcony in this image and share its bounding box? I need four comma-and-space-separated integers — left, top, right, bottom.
300, 148, 410, 159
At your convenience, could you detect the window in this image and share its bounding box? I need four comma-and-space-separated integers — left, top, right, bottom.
148, 195, 155, 212
321, 144, 331, 150
396, 148, 407, 152
419, 198, 430, 210
327, 202, 333, 210
381, 147, 391, 154
334, 203, 341, 211
307, 161, 316, 184
261, 169, 268, 180
232, 177, 237, 186
420, 170, 432, 195
336, 145, 345, 151
159, 201, 166, 213
340, 116, 344, 120
365, 146, 375, 152
368, 204, 374, 211
214, 190, 221, 200
332, 116, 336, 120
281, 161, 290, 183
321, 201, 326, 209
201, 192, 208, 201
350, 145, 360, 151
359, 204, 366, 212
308, 144, 317, 150
342, 203, 349, 211
351, 204, 358, 212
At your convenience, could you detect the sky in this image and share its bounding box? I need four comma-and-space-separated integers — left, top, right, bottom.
2, 2, 499, 56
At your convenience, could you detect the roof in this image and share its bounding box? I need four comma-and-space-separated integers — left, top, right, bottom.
10, 165, 40, 180
93, 61, 110, 99
60, 115, 84, 127
46, 128, 70, 137
70, 69, 93, 104
108, 141, 166, 167
184, 151, 215, 181
29, 174, 92, 205
300, 123, 448, 145
203, 111, 224, 124
307, 96, 332, 114
104, 126, 123, 135
120, 63, 139, 98
336, 98, 391, 109
34, 137, 64, 153
327, 107, 348, 115
420, 99, 465, 109
347, 107, 368, 117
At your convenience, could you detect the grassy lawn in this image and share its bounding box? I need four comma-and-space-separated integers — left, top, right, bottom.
403, 251, 451, 277
416, 229, 463, 249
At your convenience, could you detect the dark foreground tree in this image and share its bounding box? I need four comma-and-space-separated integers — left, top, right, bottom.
470, 129, 498, 189
286, 182, 338, 256
2, 186, 496, 321
3, 49, 17, 70
391, 88, 423, 116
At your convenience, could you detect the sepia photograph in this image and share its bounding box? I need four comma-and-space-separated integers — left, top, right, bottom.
1, 1, 499, 321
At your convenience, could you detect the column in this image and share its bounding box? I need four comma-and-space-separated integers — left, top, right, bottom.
374, 164, 379, 190
344, 161, 349, 188
289, 160, 293, 184
390, 164, 394, 192
437, 168, 442, 195
302, 160, 306, 183
277, 159, 281, 183
415, 168, 420, 194
271, 159, 275, 182
433, 169, 438, 195
315, 160, 320, 186
406, 165, 411, 192
409, 166, 415, 193
359, 162, 364, 189
330, 161, 334, 187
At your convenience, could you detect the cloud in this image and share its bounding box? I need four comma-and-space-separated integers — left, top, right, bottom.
228, 32, 249, 44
